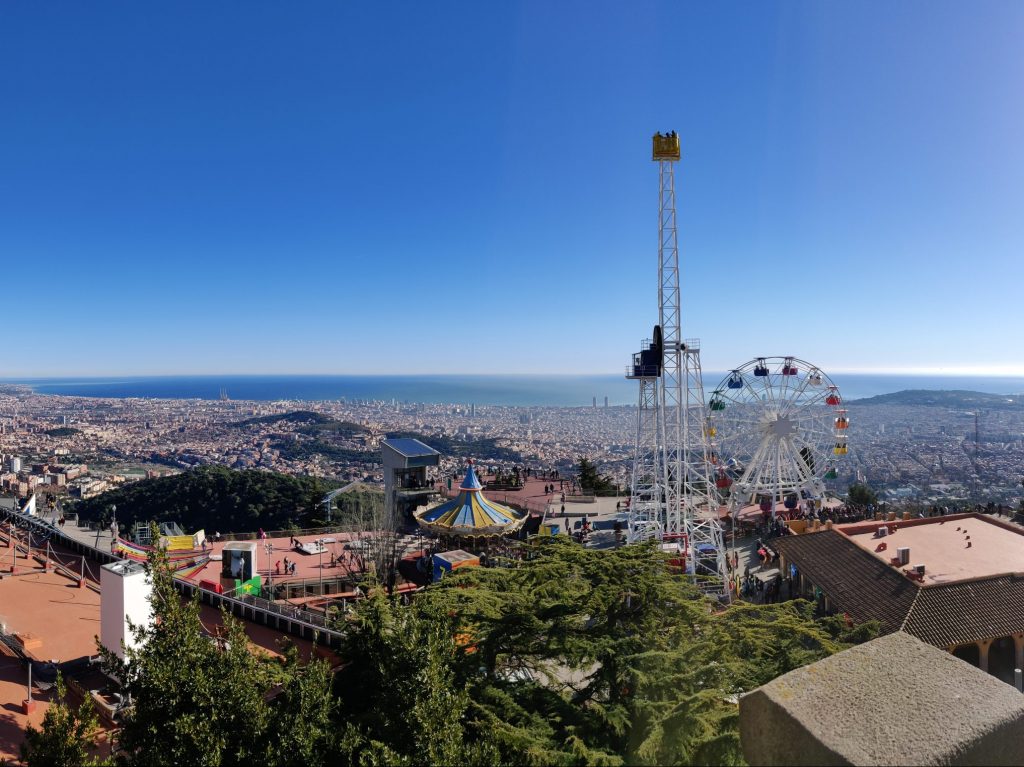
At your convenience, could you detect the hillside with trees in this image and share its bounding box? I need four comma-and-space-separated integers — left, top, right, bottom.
232, 410, 371, 437
72, 466, 348, 534
849, 389, 1022, 409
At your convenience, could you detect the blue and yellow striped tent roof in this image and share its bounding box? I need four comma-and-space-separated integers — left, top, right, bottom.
415, 463, 526, 537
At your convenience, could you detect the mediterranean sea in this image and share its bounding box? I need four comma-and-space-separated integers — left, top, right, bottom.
5, 373, 1024, 407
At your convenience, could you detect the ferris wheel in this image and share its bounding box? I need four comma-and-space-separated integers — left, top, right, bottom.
706, 357, 847, 516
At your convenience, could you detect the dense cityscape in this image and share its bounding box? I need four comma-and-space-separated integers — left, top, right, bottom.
1, 384, 1022, 510
4, 3, 1024, 765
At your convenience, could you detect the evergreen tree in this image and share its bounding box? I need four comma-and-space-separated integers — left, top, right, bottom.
332, 584, 499, 766
575, 457, 618, 496
414, 538, 876, 766
20, 674, 109, 767
100, 540, 308, 766
846, 483, 879, 509
265, 645, 338, 767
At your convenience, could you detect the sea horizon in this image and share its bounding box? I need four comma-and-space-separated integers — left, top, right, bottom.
3, 372, 1024, 407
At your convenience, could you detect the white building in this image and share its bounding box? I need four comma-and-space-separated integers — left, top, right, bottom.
100, 561, 153, 662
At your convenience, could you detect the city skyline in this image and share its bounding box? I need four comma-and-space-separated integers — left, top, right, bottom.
2, 2, 1022, 377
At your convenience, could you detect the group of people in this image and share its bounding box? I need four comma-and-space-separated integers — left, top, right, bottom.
275, 557, 297, 576
737, 571, 793, 603
543, 479, 579, 495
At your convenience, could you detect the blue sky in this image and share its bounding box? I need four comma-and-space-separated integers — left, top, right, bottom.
1, 2, 1022, 376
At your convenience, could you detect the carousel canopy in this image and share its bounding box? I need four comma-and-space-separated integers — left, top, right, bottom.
415, 462, 526, 538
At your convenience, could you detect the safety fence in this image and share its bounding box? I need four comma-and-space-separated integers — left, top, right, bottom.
0, 504, 345, 647
173, 579, 344, 649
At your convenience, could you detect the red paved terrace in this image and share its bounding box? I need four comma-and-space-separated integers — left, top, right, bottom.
838, 514, 1024, 585
175, 532, 383, 586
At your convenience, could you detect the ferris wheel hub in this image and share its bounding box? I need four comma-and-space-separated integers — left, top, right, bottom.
765, 415, 796, 438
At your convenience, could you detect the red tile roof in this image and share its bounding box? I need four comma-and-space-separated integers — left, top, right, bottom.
774, 530, 918, 634
775, 530, 1024, 648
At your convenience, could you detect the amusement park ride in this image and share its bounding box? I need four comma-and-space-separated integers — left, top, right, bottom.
707, 357, 848, 520
625, 135, 850, 600
626, 132, 729, 599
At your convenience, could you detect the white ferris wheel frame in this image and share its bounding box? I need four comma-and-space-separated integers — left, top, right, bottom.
707, 356, 845, 516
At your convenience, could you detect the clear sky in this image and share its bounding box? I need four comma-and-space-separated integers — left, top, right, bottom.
1, 2, 1022, 376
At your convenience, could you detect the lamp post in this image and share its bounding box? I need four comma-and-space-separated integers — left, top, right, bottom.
264, 540, 273, 599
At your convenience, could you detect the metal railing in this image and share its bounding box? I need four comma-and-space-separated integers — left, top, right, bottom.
174, 579, 345, 647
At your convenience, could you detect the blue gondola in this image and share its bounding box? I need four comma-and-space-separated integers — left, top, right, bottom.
727, 371, 743, 389
754, 358, 769, 376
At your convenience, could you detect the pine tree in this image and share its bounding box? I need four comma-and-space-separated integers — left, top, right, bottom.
20, 674, 109, 767
100, 540, 274, 766
265, 644, 339, 767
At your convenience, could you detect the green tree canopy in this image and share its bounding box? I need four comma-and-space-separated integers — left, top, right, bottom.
333, 538, 878, 766
73, 466, 348, 534
99, 540, 335, 766
575, 456, 619, 496
846, 482, 879, 509
20, 674, 109, 767
43, 526, 876, 767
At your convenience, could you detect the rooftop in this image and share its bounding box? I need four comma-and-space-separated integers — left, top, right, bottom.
840, 514, 1024, 585
176, 532, 376, 586
0, 570, 103, 661
381, 438, 439, 458
774, 518, 1024, 648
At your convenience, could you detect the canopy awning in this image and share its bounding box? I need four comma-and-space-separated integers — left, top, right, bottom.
415, 463, 526, 538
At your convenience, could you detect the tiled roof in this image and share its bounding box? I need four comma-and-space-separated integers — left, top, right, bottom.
775, 531, 1024, 648
774, 530, 919, 635
905, 574, 1024, 647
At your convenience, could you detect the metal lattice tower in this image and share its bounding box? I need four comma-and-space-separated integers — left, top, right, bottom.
657, 151, 685, 539
626, 334, 665, 543
626, 132, 729, 600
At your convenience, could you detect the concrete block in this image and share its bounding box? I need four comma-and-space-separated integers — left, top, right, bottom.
740, 631, 1024, 766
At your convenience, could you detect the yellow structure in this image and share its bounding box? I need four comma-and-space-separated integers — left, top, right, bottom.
652, 131, 680, 161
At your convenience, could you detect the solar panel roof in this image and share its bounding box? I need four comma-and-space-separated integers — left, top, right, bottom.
382, 437, 440, 458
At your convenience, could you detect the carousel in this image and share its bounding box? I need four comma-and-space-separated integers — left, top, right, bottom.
414, 460, 527, 548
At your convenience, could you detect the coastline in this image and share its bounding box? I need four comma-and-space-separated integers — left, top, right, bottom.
3, 373, 1024, 406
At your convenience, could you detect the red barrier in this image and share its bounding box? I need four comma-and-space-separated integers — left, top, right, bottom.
199, 579, 223, 594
